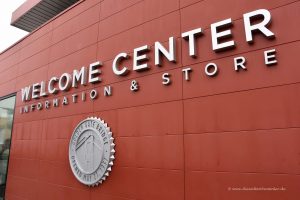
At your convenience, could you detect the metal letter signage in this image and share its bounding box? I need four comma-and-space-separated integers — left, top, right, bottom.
69, 117, 115, 186
19, 9, 278, 114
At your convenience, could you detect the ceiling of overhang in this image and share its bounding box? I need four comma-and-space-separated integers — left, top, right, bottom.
11, 0, 80, 32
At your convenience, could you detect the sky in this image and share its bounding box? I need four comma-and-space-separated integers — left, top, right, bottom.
0, 0, 28, 52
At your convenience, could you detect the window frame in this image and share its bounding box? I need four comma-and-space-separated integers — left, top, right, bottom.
0, 92, 16, 199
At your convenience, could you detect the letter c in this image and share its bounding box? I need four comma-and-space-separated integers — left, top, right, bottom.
112, 52, 129, 76
48, 77, 59, 94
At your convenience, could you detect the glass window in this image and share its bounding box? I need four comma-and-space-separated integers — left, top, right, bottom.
0, 95, 15, 199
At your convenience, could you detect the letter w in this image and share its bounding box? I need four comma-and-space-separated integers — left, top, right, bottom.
21, 86, 31, 102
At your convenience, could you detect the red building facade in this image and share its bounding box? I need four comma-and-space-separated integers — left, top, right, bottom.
0, 0, 299, 199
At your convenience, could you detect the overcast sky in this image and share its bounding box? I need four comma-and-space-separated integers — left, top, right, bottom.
0, 0, 28, 52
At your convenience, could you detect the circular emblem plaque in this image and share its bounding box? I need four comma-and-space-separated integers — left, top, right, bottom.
69, 117, 115, 186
